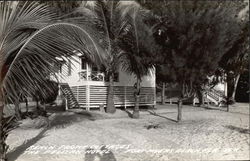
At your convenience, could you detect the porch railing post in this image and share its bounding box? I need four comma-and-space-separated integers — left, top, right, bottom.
86, 85, 90, 111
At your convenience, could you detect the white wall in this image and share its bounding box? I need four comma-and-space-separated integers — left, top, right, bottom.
59, 56, 156, 88
118, 67, 155, 87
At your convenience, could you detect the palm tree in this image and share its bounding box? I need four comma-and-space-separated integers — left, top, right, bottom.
118, 2, 157, 118
71, 0, 146, 113
0, 1, 104, 160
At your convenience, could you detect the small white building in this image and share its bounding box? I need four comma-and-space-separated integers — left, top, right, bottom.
54, 55, 156, 110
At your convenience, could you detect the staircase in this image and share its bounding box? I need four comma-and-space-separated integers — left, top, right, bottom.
206, 88, 225, 106
60, 83, 80, 109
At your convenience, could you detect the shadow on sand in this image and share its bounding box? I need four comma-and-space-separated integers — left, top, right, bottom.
85, 145, 116, 161
49, 111, 96, 129
204, 106, 249, 115
147, 110, 178, 123
7, 127, 47, 161
224, 125, 250, 134
7, 110, 98, 161
124, 110, 133, 118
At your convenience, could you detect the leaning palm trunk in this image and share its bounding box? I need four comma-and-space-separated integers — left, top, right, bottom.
0, 98, 4, 161
133, 79, 141, 118
0, 111, 19, 161
0, 92, 5, 161
106, 74, 116, 113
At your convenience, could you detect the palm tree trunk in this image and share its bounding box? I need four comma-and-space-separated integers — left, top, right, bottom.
14, 101, 21, 120
231, 74, 240, 101
35, 97, 40, 112
0, 91, 6, 161
133, 79, 140, 118
25, 97, 28, 114
177, 98, 183, 122
106, 73, 116, 113
161, 82, 165, 105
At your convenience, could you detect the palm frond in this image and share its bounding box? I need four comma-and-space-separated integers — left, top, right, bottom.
72, 0, 141, 73
0, 1, 57, 66
0, 2, 105, 104
117, 1, 155, 81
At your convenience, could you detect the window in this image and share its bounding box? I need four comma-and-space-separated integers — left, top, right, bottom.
81, 58, 87, 70
91, 65, 98, 72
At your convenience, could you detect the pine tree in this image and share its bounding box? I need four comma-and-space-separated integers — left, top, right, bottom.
145, 0, 244, 121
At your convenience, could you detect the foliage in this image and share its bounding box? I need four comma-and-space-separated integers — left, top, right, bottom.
33, 79, 59, 104
1, 116, 20, 160
118, 4, 156, 81
40, 0, 81, 16
235, 70, 249, 102
139, 0, 248, 90
148, 1, 243, 99
0, 1, 104, 104
117, 2, 157, 118
0, 1, 105, 160
68, 0, 152, 113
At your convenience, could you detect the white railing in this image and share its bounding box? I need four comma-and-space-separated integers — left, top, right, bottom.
89, 71, 105, 81
78, 70, 104, 81
78, 70, 88, 80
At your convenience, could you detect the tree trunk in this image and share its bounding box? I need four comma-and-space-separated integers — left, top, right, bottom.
0, 91, 6, 161
133, 95, 140, 118
133, 80, 141, 119
14, 100, 21, 120
177, 98, 183, 122
161, 82, 165, 105
35, 97, 39, 111
25, 98, 28, 114
231, 74, 240, 101
226, 96, 230, 112
106, 74, 116, 114
196, 89, 204, 107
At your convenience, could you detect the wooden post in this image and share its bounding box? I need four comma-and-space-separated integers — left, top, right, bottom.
86, 85, 90, 111
86, 63, 89, 81
161, 82, 165, 105
85, 63, 90, 111
124, 86, 127, 110
76, 86, 79, 104
65, 98, 68, 111
154, 86, 157, 106
58, 84, 61, 96
193, 97, 196, 106
224, 73, 228, 97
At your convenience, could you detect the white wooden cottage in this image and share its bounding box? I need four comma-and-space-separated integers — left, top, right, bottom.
53, 54, 156, 110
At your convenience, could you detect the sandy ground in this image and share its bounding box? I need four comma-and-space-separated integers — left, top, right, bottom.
6, 103, 249, 161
